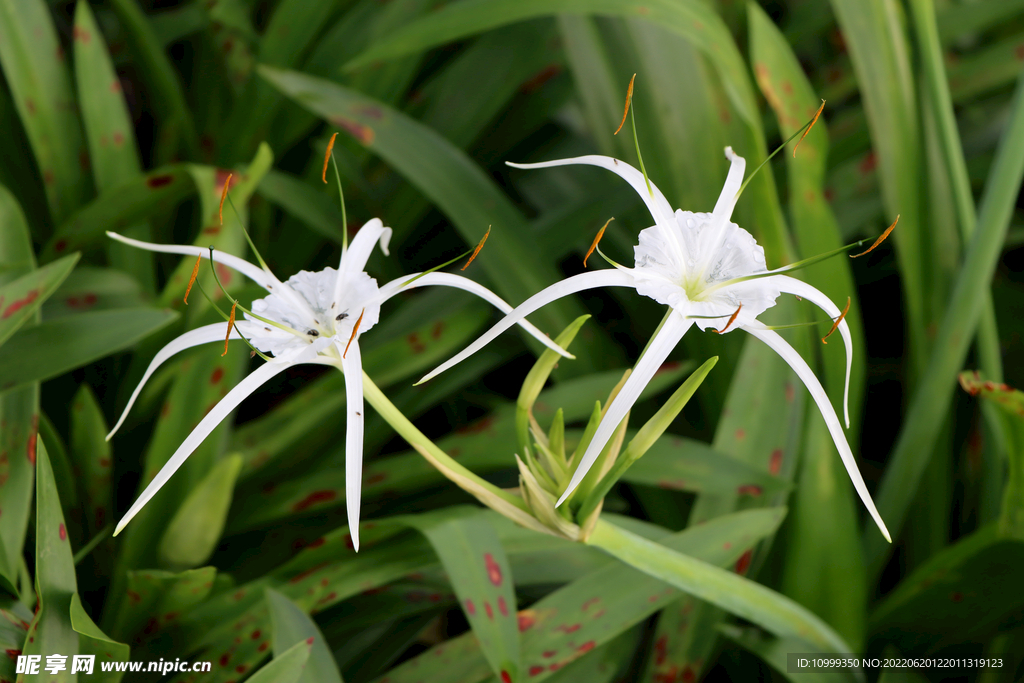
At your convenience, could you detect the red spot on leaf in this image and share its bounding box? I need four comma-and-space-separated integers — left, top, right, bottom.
769, 449, 783, 475
251, 630, 261, 640
235, 664, 247, 674
464, 599, 476, 616
59, 524, 66, 541
431, 321, 444, 339
520, 64, 562, 93
211, 368, 224, 384
407, 332, 426, 354
110, 80, 122, 93
734, 428, 746, 441
735, 549, 753, 575
331, 117, 375, 145
457, 416, 496, 435
73, 26, 90, 42
737, 484, 762, 496
498, 596, 509, 616
147, 174, 174, 188
951, 591, 964, 602
529, 666, 545, 676
577, 640, 595, 653
112, 131, 124, 147
485, 601, 494, 620
2, 289, 39, 318
858, 151, 877, 175
307, 537, 325, 549
581, 597, 599, 611
5, 649, 20, 660
127, 590, 141, 604
54, 239, 67, 252
1017, 44, 1024, 61
654, 635, 668, 665
366, 472, 386, 485
485, 552, 503, 585
305, 636, 315, 645
501, 671, 512, 683
518, 611, 536, 632
292, 490, 337, 512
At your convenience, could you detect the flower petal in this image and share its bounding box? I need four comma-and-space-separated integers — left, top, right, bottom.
337, 218, 391, 293
341, 341, 365, 552
378, 271, 572, 358
113, 359, 294, 536
773, 275, 853, 427
417, 269, 636, 384
711, 147, 746, 221
556, 314, 692, 506
106, 323, 239, 440
507, 156, 676, 230
742, 324, 890, 542
106, 231, 273, 290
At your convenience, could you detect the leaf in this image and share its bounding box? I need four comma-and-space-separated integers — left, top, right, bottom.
266, 589, 344, 683
106, 567, 217, 644
42, 166, 195, 260
406, 512, 521, 682
158, 455, 243, 571
0, 307, 178, 392
258, 66, 591, 348
70, 593, 130, 683
73, 0, 156, 293
22, 440, 79, 682
42, 267, 148, 321
0, 253, 79, 350
257, 170, 347, 245
245, 638, 313, 683
0, 596, 31, 682
869, 526, 1024, 653
586, 516, 852, 654
70, 387, 113, 538
0, 0, 90, 223
718, 624, 857, 683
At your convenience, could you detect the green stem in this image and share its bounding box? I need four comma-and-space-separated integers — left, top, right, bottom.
361, 373, 530, 512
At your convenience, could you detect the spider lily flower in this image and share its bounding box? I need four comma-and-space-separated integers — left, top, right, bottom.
420, 148, 891, 542
105, 221, 570, 549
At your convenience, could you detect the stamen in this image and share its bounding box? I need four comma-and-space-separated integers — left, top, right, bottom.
822, 296, 851, 344
461, 226, 490, 271
713, 304, 742, 334
793, 99, 825, 158
184, 254, 202, 304
344, 308, 365, 358
222, 301, 237, 356
614, 74, 636, 136
219, 173, 232, 226
584, 218, 613, 268
323, 132, 338, 184
851, 214, 899, 258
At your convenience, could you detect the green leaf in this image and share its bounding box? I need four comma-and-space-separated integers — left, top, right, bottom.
406, 512, 521, 683
718, 624, 856, 683
0, 596, 32, 682
246, 638, 313, 683
0, 0, 90, 223
586, 516, 852, 654
42, 267, 148, 321
870, 526, 1024, 653
22, 440, 79, 681
158, 454, 243, 571
0, 253, 79, 349
70, 593, 130, 683
105, 566, 216, 644
258, 65, 591, 347
73, 0, 156, 293
257, 170, 347, 245
266, 589, 344, 683
0, 307, 178, 392
42, 166, 195, 261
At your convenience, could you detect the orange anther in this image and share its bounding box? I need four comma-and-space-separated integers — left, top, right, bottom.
822, 296, 851, 344
219, 173, 233, 226
322, 132, 338, 183
793, 99, 825, 158
614, 74, 636, 136
851, 214, 899, 258
461, 226, 490, 271
184, 254, 202, 305
584, 218, 613, 268
344, 308, 365, 359
222, 301, 237, 356
714, 304, 743, 334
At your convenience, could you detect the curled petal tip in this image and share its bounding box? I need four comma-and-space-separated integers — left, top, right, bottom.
724, 146, 737, 160
113, 520, 127, 537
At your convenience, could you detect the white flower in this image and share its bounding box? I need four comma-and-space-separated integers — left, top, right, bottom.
105, 220, 570, 549
420, 149, 890, 542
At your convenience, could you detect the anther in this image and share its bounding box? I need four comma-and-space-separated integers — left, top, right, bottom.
184, 254, 202, 304
461, 226, 490, 271
793, 100, 825, 158
307, 329, 319, 337
219, 173, 232, 226
822, 297, 851, 344
584, 218, 613, 268
344, 309, 365, 359
322, 132, 338, 184
614, 74, 636, 136
336, 312, 348, 321
223, 302, 237, 356
851, 214, 899, 258
713, 304, 742, 334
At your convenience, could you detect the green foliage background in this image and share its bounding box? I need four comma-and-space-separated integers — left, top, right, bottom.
1, 0, 1024, 680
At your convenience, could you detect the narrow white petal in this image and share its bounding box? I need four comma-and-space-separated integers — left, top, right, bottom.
341, 342, 365, 552
106, 231, 273, 289
417, 269, 636, 384
113, 360, 293, 536
711, 147, 746, 221
773, 275, 853, 427
743, 325, 890, 542
338, 218, 391, 286
106, 323, 239, 440
507, 156, 676, 230
555, 314, 692, 506
379, 271, 571, 358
